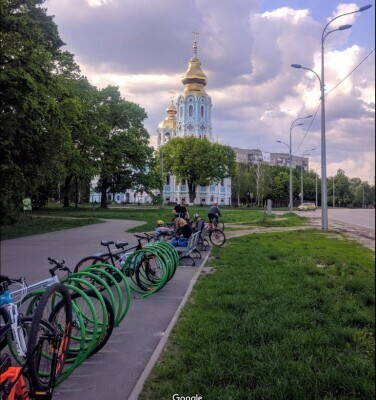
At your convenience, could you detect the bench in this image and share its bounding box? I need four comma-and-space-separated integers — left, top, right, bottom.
174, 231, 201, 266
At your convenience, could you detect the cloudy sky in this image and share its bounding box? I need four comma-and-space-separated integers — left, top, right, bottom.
46, 0, 375, 182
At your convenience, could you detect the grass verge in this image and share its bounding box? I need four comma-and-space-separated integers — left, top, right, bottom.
0, 216, 103, 240
34, 204, 307, 232
141, 230, 375, 400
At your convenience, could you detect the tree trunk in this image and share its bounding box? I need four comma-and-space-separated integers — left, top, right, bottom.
188, 182, 196, 205
63, 174, 73, 208
100, 177, 109, 208
74, 175, 79, 208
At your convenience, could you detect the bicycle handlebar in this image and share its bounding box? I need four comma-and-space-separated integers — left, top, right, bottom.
47, 257, 72, 275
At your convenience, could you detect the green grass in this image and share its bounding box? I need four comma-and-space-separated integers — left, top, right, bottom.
0, 216, 103, 240
34, 204, 307, 232
141, 230, 375, 400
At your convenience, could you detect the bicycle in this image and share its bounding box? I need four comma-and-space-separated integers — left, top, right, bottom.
0, 274, 72, 392
206, 222, 226, 247
74, 234, 179, 297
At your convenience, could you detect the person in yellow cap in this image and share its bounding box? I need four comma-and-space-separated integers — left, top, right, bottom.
154, 219, 172, 240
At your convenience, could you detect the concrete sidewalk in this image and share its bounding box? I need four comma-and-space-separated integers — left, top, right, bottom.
0, 220, 209, 400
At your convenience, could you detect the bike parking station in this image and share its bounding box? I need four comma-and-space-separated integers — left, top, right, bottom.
0, 233, 199, 400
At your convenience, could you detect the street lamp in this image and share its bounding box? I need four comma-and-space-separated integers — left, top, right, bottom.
277, 114, 312, 211
291, 4, 372, 230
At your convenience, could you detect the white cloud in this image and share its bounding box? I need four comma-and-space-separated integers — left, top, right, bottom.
46, 0, 374, 181
86, 0, 112, 7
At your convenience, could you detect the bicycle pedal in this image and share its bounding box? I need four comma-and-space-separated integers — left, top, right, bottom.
34, 390, 53, 400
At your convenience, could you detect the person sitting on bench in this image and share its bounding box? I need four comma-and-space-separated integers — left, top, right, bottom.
170, 218, 192, 247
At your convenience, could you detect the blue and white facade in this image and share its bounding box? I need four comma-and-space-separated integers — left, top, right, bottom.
89, 39, 231, 205
158, 41, 231, 205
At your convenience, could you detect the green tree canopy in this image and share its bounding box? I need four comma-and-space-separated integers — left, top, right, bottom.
0, 0, 71, 221
94, 86, 153, 208
160, 137, 236, 203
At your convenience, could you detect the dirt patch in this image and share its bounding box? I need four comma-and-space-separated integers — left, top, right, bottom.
225, 225, 312, 239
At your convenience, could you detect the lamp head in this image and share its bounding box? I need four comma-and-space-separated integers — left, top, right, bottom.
291, 64, 302, 69
296, 123, 304, 127
338, 24, 352, 30
305, 114, 313, 119
359, 4, 372, 11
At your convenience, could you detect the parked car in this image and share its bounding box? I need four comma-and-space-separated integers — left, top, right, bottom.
298, 202, 317, 211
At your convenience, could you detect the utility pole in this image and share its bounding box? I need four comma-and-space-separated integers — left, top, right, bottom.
291, 4, 372, 229
300, 166, 304, 205
362, 184, 365, 208
332, 176, 335, 208
277, 115, 312, 212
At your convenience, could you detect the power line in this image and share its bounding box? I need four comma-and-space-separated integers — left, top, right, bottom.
294, 47, 374, 153
295, 104, 320, 154
326, 48, 375, 95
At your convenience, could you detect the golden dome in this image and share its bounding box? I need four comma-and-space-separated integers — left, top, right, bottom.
158, 100, 177, 130
182, 56, 207, 95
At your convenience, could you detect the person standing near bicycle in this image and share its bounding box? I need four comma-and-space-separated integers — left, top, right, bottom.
172, 199, 189, 222
208, 202, 221, 227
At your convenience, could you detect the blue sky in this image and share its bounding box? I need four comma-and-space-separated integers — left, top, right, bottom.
262, 0, 375, 48
46, 0, 375, 181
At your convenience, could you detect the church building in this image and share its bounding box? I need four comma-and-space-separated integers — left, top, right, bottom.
157, 36, 231, 205
90, 36, 231, 205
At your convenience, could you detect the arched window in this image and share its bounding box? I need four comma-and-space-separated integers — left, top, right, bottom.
189, 105, 193, 117
180, 107, 183, 118
200, 105, 204, 118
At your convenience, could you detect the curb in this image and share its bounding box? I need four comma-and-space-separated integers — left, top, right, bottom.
128, 248, 212, 400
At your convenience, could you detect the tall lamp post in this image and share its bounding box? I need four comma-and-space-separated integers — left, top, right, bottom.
277, 115, 312, 211
291, 4, 372, 230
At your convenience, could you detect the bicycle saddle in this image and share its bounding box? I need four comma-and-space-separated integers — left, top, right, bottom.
115, 241, 128, 249
101, 240, 114, 247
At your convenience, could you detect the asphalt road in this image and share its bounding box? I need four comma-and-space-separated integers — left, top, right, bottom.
294, 208, 375, 231
0, 219, 206, 400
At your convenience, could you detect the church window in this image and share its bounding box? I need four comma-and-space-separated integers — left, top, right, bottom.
189, 105, 193, 117
180, 107, 183, 118
200, 105, 204, 118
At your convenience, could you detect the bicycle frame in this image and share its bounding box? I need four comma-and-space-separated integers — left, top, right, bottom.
0, 275, 59, 358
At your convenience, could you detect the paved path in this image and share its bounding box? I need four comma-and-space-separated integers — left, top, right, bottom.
293, 208, 375, 231
0, 219, 208, 400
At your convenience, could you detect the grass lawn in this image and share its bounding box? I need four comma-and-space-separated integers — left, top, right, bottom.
141, 230, 375, 400
0, 216, 103, 240
34, 204, 307, 232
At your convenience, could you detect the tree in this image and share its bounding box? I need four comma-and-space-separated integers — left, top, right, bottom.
160, 137, 236, 204
58, 76, 101, 208
94, 86, 152, 208
0, 0, 69, 221
231, 163, 254, 205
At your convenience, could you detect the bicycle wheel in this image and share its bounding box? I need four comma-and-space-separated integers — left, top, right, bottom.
51, 290, 114, 358
0, 307, 10, 351
209, 229, 226, 247
27, 283, 72, 391
74, 256, 107, 273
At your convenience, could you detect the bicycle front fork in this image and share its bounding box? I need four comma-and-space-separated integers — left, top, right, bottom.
7, 303, 27, 358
